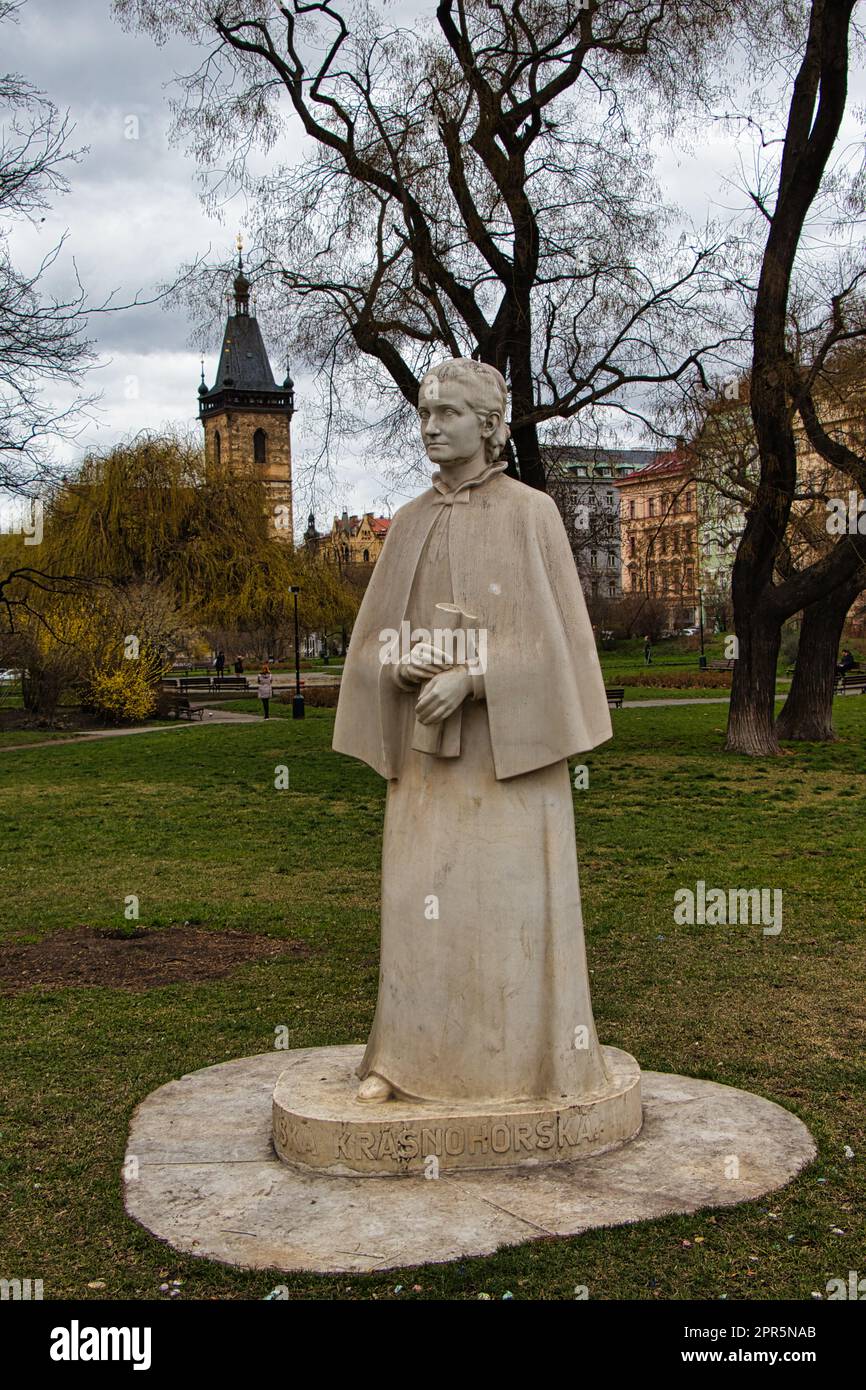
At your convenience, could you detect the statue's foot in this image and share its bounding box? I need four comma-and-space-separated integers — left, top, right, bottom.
356, 1073, 393, 1103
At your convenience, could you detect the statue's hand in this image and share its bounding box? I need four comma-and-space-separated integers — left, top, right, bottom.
415, 666, 472, 724
395, 641, 453, 687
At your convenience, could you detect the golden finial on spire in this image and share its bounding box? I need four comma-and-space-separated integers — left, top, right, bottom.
236, 232, 244, 269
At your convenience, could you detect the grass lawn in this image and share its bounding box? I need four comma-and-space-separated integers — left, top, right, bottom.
1, 701, 864, 1301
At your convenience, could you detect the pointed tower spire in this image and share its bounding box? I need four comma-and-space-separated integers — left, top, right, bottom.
233, 232, 250, 316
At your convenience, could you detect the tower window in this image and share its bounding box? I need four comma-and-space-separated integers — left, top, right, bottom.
214, 430, 221, 467
254, 428, 267, 466
363, 549, 370, 562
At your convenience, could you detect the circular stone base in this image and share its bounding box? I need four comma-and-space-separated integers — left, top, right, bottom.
273, 1045, 641, 1174
124, 1047, 816, 1274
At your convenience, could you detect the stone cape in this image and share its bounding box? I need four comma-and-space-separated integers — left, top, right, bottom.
333, 466, 613, 782
330, 464, 618, 1108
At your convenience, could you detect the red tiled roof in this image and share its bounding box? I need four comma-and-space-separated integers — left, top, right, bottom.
332, 513, 391, 537
616, 451, 689, 484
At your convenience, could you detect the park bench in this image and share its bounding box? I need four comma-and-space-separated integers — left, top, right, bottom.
836, 671, 866, 695
210, 675, 248, 691
605, 687, 625, 709
177, 677, 214, 692
168, 697, 204, 721
708, 659, 736, 671
162, 675, 251, 696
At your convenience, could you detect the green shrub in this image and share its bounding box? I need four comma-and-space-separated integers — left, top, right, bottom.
279, 684, 340, 708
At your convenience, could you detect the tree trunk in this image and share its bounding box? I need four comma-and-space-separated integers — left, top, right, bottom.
725, 609, 782, 755
511, 415, 545, 490
775, 571, 865, 741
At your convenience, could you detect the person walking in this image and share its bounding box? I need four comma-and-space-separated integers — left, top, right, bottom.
234, 655, 245, 675
214, 649, 226, 680
257, 664, 273, 719
643, 635, 652, 666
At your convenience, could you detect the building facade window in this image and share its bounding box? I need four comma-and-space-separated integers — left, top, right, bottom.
629, 499, 636, 518
214, 430, 221, 467
254, 428, 267, 466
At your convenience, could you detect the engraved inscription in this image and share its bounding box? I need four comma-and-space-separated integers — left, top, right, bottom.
322, 1110, 612, 1166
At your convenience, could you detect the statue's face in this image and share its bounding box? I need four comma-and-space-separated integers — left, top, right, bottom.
418, 377, 495, 466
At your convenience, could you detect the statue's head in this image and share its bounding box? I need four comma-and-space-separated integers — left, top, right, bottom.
417, 359, 510, 467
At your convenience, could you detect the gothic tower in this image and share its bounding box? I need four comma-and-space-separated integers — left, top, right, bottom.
198, 239, 295, 541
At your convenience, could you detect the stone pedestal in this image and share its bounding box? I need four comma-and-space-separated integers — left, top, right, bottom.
272, 1045, 641, 1175
124, 1047, 817, 1274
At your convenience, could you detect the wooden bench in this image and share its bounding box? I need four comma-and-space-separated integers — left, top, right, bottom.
176, 676, 213, 692
210, 675, 248, 692
708, 659, 735, 671
836, 672, 866, 695
605, 687, 625, 709
168, 697, 204, 721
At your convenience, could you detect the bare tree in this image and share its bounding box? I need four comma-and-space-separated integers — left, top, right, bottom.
114, 0, 793, 492
722, 0, 866, 754
0, 0, 98, 492
687, 346, 866, 744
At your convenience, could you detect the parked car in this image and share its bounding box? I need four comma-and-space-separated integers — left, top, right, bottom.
679, 626, 700, 637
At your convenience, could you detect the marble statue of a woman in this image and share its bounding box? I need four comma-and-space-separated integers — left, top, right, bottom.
333, 359, 614, 1107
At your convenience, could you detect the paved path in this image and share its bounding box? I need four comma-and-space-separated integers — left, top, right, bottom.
620, 696, 731, 709
0, 705, 262, 753
3, 692, 803, 752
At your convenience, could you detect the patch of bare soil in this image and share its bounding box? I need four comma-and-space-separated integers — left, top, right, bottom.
0, 925, 311, 993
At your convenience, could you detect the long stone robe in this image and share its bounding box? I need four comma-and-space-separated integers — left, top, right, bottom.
333, 462, 614, 1105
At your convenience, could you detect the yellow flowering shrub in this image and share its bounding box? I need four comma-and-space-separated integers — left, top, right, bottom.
85, 664, 157, 723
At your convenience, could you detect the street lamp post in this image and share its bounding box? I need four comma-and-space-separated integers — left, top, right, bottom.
290, 585, 304, 719
697, 587, 707, 669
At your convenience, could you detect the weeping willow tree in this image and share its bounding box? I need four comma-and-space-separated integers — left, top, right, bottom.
41, 428, 357, 641
3, 428, 357, 716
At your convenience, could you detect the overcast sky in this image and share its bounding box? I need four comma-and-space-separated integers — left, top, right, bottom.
5, 0, 865, 533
